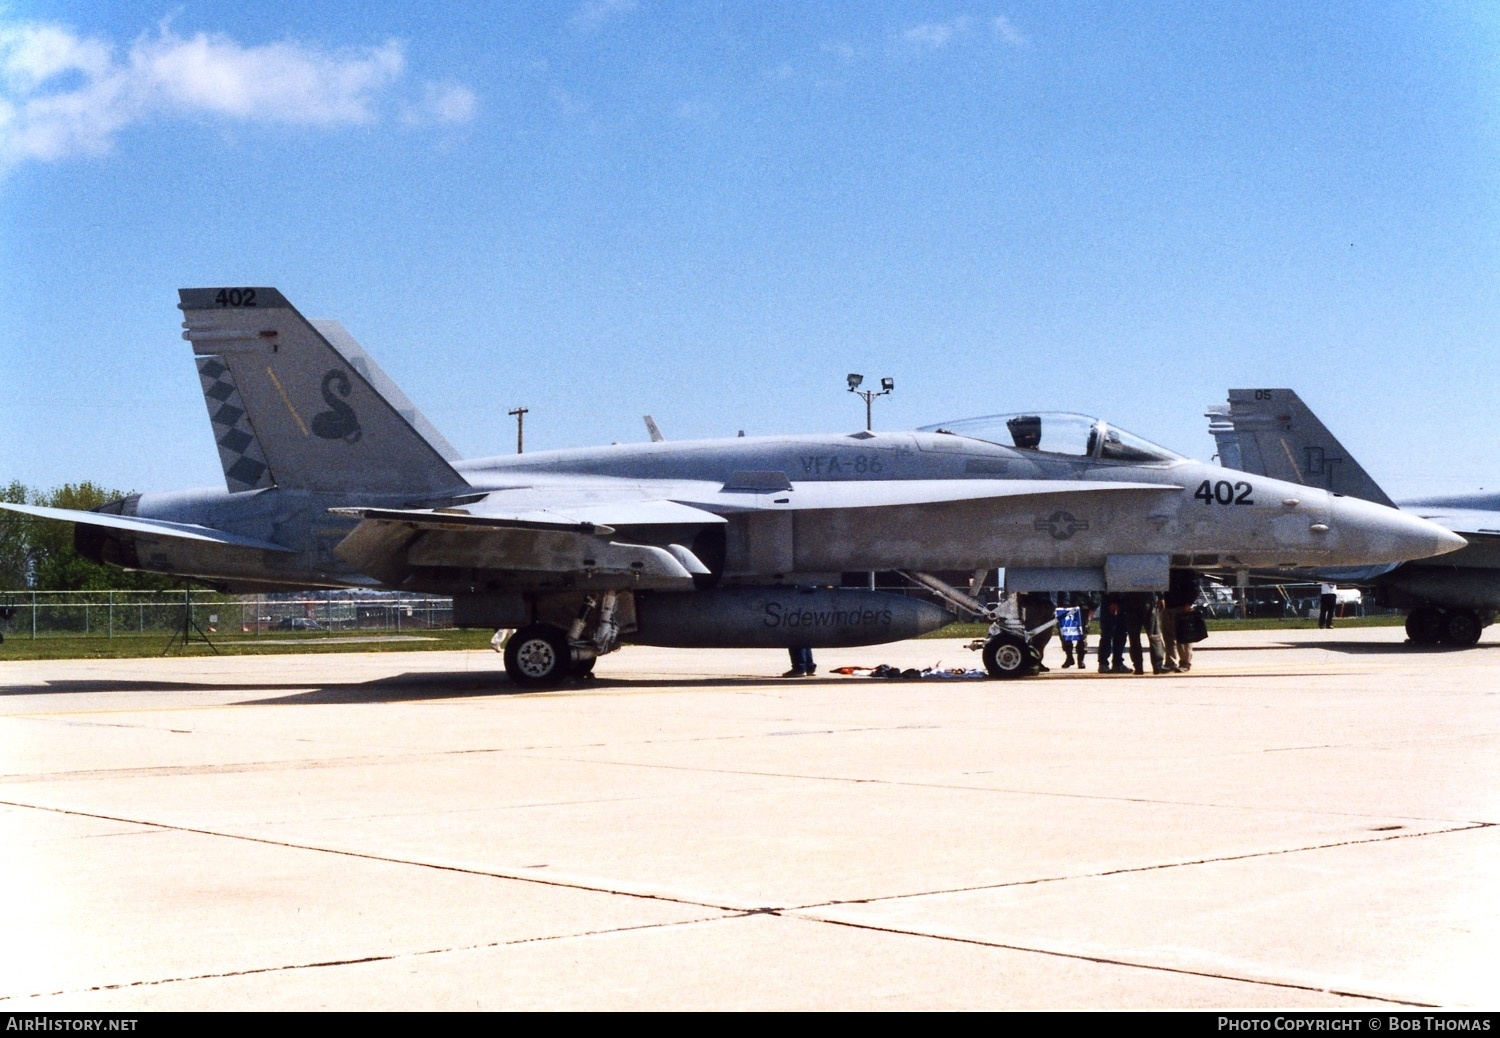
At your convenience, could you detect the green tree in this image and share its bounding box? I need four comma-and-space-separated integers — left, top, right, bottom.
1, 482, 176, 591
0, 481, 30, 589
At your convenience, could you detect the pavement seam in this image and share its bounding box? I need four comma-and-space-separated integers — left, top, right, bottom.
0, 913, 736, 1004
1, 801, 1489, 914
516, 753, 1498, 826
786, 820, 1494, 907
799, 916, 1439, 1008
0, 796, 755, 913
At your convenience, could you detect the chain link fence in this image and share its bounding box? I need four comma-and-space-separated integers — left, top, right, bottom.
0, 591, 453, 640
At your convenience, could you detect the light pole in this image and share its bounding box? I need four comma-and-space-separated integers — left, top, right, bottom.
846, 373, 894, 431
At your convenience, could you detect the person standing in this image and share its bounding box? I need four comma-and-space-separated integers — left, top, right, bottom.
1098, 593, 1127, 673
1318, 582, 1337, 628
1163, 569, 1202, 673
1055, 593, 1094, 669
785, 645, 815, 677
1155, 593, 1177, 673
1055, 603, 1082, 668
1020, 592, 1056, 673
1122, 592, 1162, 675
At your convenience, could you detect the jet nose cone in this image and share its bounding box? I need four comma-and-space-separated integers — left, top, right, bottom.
1327, 496, 1467, 566
1433, 525, 1469, 556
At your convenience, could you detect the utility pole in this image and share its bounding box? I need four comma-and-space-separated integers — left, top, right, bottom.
508, 406, 528, 454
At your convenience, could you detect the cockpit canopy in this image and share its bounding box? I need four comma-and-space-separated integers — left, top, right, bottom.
918, 412, 1184, 463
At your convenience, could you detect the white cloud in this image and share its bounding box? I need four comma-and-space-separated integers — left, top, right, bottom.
405, 81, 478, 126
138, 33, 405, 123
675, 98, 717, 122
0, 22, 112, 90
990, 15, 1029, 47
902, 17, 972, 49
0, 18, 476, 172
570, 0, 638, 34
897, 14, 1029, 51
549, 84, 588, 116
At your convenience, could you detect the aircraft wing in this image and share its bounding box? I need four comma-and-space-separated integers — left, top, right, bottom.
0, 502, 297, 552
334, 496, 727, 532
693, 478, 1178, 512
330, 497, 723, 588
330, 479, 1177, 587
1401, 507, 1500, 539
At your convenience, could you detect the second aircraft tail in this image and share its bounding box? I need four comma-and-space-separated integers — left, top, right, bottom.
1206, 388, 1394, 507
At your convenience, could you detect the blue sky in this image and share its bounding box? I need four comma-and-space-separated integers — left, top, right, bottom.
3, 1, 1498, 499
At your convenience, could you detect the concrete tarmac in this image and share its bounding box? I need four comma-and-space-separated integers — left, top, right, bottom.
1, 627, 1497, 1010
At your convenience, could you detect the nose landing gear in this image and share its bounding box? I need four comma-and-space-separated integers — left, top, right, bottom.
981, 629, 1043, 678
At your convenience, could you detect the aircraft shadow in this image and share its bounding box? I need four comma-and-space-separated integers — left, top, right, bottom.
0, 679, 320, 697
4, 670, 983, 704
1203, 640, 1500, 656
237, 671, 933, 705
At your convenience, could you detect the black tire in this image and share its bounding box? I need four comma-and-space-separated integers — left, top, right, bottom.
503, 625, 572, 687
982, 632, 1037, 679
1405, 608, 1444, 646
570, 653, 598, 678
1442, 610, 1483, 648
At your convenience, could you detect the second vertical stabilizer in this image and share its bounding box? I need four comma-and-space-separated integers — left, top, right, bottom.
1207, 388, 1395, 507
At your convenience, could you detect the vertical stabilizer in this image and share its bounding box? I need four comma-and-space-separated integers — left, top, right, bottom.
1207, 389, 1395, 507
180, 288, 468, 496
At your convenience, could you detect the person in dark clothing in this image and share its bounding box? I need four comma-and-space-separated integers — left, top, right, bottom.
1055, 592, 1094, 669
1098, 593, 1127, 673
785, 645, 815, 677
1161, 569, 1202, 673
1019, 592, 1055, 673
1318, 582, 1337, 629
1121, 592, 1162, 675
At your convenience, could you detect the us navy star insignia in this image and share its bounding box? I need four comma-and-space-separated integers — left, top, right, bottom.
1035, 510, 1089, 540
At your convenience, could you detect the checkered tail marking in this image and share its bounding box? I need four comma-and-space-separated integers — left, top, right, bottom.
196, 356, 275, 492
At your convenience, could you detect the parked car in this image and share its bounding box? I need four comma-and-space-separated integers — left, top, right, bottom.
274, 617, 323, 631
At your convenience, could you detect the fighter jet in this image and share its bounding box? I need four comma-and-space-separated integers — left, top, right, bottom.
1207, 388, 1500, 647
1, 289, 1464, 685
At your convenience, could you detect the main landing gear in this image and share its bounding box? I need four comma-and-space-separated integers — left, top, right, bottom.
501, 623, 603, 687
501, 592, 621, 688
1404, 606, 1484, 647
503, 625, 572, 687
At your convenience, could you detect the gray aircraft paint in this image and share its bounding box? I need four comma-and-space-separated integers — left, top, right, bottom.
179, 288, 465, 496
1207, 387, 1500, 639
632, 588, 954, 648
0, 290, 1467, 683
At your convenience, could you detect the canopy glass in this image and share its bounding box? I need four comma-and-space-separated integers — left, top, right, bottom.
918, 412, 1183, 463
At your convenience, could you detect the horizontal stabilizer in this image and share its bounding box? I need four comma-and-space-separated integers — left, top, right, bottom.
0, 502, 295, 552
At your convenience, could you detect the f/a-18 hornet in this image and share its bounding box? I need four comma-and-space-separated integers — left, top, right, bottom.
1209, 387, 1500, 647
2, 290, 1463, 685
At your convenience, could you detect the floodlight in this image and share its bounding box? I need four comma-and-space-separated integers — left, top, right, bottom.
847, 373, 863, 390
